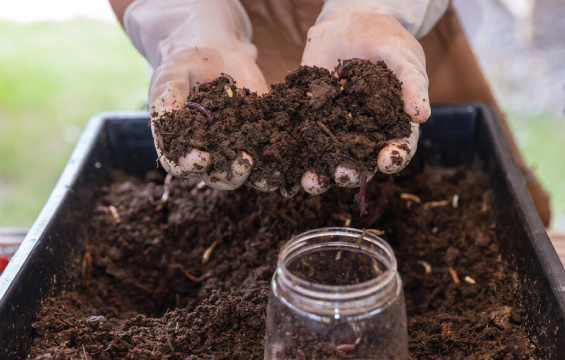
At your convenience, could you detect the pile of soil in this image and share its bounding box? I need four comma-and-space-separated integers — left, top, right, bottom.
29, 165, 537, 359
153, 59, 411, 190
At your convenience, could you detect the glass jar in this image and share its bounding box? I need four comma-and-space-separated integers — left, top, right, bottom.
264, 227, 407, 360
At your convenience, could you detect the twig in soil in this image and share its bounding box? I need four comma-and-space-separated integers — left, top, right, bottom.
417, 260, 432, 274
336, 343, 356, 352
185, 102, 214, 126
401, 193, 421, 203
82, 251, 92, 279
464, 275, 476, 284
316, 121, 342, 145
202, 240, 218, 264
359, 170, 368, 216
165, 332, 178, 360
366, 229, 385, 236
156, 174, 173, 211
481, 201, 488, 212
190, 180, 207, 196
448, 267, 460, 284
331, 213, 352, 227
357, 228, 368, 248
458, 231, 466, 246
179, 267, 212, 282
423, 199, 451, 210
82, 345, 88, 360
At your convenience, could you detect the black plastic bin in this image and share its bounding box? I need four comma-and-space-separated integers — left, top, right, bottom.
0, 104, 564, 358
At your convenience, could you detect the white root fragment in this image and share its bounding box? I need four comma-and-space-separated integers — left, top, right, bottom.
202, 240, 219, 264
452, 194, 459, 208
417, 260, 432, 274
224, 85, 233, 98
401, 193, 421, 203
464, 276, 476, 284
482, 202, 488, 212
102, 205, 121, 223
355, 337, 361, 345
82, 251, 92, 278
449, 267, 460, 284
191, 180, 207, 195
331, 213, 352, 227
156, 174, 173, 211
336, 344, 356, 352
366, 229, 385, 236
423, 199, 451, 210
179, 268, 211, 282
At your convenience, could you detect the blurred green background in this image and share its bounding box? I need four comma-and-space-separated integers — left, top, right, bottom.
0, 19, 147, 226
0, 7, 563, 229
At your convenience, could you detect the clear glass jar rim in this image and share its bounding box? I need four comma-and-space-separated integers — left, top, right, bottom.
277, 227, 397, 301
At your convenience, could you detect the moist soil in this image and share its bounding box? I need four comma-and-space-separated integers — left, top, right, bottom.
29, 165, 537, 359
153, 59, 411, 190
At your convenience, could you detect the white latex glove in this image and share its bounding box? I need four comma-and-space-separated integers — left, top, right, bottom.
124, 0, 269, 190
300, 0, 449, 195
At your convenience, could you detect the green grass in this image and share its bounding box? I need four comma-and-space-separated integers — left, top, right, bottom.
505, 110, 565, 229
0, 19, 148, 226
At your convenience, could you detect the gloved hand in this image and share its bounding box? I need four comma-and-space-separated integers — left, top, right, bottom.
124, 0, 269, 190
299, 0, 449, 195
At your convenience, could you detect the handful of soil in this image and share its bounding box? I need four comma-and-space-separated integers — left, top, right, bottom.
153, 59, 412, 195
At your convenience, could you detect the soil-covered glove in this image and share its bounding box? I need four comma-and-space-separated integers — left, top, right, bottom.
124, 0, 269, 190
299, 0, 449, 195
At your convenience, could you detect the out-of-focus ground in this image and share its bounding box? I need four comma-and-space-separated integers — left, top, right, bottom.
0, 1, 148, 227
455, 0, 565, 229
0, 0, 563, 232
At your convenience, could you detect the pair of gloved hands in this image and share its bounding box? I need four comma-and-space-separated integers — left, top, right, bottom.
124, 0, 448, 196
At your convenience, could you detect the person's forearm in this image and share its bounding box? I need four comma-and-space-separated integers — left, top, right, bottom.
320, 0, 449, 39
109, 0, 136, 25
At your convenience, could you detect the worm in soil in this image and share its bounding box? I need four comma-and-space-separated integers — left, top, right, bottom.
185, 102, 214, 126
360, 170, 368, 216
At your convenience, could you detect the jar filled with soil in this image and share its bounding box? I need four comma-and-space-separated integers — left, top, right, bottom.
265, 228, 407, 359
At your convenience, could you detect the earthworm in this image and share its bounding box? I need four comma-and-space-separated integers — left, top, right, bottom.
156, 135, 165, 153
342, 153, 357, 163
193, 73, 234, 94
185, 102, 214, 126
193, 73, 252, 104
360, 169, 368, 216
332, 58, 363, 78
235, 89, 253, 104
